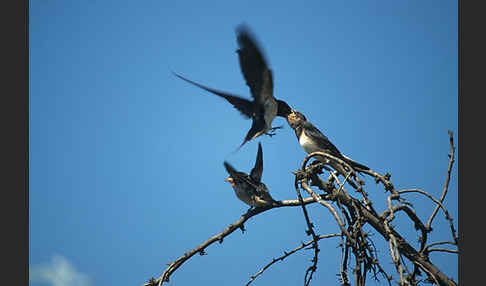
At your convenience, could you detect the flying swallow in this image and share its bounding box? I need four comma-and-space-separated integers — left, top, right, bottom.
224, 142, 278, 208
286, 110, 369, 178
174, 24, 292, 148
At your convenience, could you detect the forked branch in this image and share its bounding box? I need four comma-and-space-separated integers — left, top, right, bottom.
143, 196, 329, 286
144, 131, 457, 286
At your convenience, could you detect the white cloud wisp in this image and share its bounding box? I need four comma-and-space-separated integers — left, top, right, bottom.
30, 254, 92, 286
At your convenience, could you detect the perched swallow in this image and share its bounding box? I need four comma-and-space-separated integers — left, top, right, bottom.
286, 110, 369, 177
174, 24, 292, 148
224, 142, 277, 208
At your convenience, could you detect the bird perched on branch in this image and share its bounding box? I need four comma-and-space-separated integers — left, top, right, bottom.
286, 110, 369, 178
224, 142, 278, 208
174, 24, 292, 149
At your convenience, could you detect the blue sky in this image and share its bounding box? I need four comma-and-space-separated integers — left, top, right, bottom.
30, 1, 458, 285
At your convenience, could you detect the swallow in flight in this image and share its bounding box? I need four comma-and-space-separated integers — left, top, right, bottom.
286, 110, 369, 178
224, 142, 278, 208
174, 24, 292, 149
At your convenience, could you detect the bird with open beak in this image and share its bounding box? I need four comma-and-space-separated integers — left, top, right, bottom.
223, 142, 277, 208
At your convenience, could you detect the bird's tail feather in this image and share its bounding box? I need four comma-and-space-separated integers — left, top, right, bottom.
342, 155, 369, 171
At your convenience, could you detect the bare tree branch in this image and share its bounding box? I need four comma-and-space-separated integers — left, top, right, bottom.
144, 131, 458, 286
142, 196, 329, 286
380, 204, 428, 252
426, 130, 456, 230
426, 248, 458, 254
334, 188, 456, 286
398, 189, 458, 246
293, 178, 321, 286
297, 150, 457, 285
339, 237, 352, 286
425, 241, 457, 249
246, 233, 341, 286
301, 181, 355, 243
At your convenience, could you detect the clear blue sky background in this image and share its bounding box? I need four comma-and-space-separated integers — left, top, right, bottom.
30, 1, 458, 285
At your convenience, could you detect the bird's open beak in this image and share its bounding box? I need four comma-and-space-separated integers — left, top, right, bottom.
286, 111, 297, 125
225, 177, 235, 187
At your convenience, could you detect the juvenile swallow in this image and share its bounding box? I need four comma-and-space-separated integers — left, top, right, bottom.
224, 142, 278, 208
286, 110, 369, 177
174, 24, 292, 148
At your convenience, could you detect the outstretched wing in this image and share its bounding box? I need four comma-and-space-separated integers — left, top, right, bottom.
250, 142, 263, 182
223, 161, 258, 189
174, 72, 254, 118
235, 25, 273, 105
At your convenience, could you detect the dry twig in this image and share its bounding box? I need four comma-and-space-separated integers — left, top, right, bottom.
142, 196, 329, 286
246, 233, 341, 286
145, 131, 458, 286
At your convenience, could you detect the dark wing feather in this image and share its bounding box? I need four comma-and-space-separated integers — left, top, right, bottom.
239, 116, 266, 149
300, 121, 369, 172
174, 72, 254, 118
250, 142, 263, 182
301, 121, 369, 171
223, 161, 240, 178
254, 184, 275, 203
235, 25, 273, 104
302, 121, 344, 159
224, 161, 259, 189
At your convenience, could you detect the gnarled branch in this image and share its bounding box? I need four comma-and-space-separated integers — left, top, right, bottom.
143, 196, 329, 286
144, 131, 457, 286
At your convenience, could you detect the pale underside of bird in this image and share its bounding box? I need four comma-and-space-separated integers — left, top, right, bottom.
286, 110, 369, 178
